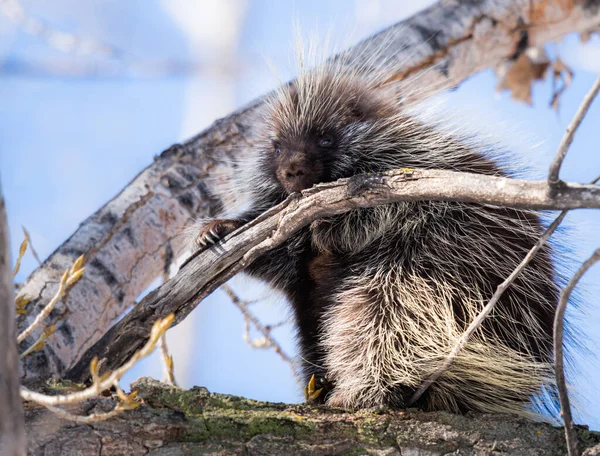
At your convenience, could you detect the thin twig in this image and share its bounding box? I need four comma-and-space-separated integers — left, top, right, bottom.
159, 335, 177, 386
12, 234, 28, 277
22, 226, 42, 265
221, 284, 302, 384
39, 403, 131, 423
410, 172, 600, 405
17, 255, 85, 344
159, 244, 177, 386
19, 324, 56, 359
20, 314, 173, 406
555, 249, 600, 456
548, 76, 600, 185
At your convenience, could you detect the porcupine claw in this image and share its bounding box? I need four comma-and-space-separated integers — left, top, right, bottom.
304, 374, 324, 402
194, 219, 245, 250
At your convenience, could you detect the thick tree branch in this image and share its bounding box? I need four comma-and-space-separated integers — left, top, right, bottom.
0, 188, 26, 456
66, 169, 600, 382
23, 378, 600, 456
17, 0, 600, 383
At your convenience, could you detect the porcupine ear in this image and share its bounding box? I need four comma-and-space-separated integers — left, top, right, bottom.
351, 93, 393, 121
286, 81, 299, 105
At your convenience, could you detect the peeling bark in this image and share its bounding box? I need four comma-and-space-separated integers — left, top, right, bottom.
23, 378, 600, 456
17, 0, 600, 383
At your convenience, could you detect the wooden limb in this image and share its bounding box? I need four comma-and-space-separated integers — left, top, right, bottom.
65, 169, 600, 382
17, 0, 600, 384
555, 249, 600, 456
23, 377, 600, 456
0, 187, 26, 456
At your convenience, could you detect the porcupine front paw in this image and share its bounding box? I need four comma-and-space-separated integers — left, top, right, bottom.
194, 219, 244, 249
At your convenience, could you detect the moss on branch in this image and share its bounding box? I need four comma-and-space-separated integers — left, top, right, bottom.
23, 378, 600, 455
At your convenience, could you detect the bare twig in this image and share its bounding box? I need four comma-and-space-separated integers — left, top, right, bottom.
410, 174, 600, 405
158, 244, 177, 386
221, 284, 301, 384
548, 76, 600, 185
33, 383, 140, 424
22, 227, 41, 265
19, 324, 56, 359
12, 235, 28, 277
158, 335, 177, 387
555, 249, 600, 456
17, 255, 85, 344
38, 402, 135, 424
21, 314, 173, 407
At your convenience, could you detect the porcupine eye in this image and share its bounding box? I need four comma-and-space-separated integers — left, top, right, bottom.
318, 135, 334, 148
273, 143, 281, 156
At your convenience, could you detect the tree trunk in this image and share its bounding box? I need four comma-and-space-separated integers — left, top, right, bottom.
16, 0, 600, 384
23, 378, 600, 456
0, 186, 26, 456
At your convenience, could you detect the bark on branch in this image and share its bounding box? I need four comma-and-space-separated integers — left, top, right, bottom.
66, 169, 600, 382
0, 189, 26, 455
16, 0, 600, 383
23, 378, 600, 456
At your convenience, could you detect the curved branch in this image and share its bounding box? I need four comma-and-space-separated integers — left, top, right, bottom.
66, 169, 600, 381
555, 249, 600, 456
548, 77, 600, 185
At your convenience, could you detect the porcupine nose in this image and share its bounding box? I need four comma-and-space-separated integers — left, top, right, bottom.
282, 160, 311, 192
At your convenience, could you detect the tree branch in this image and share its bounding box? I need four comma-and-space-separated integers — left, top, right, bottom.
221, 283, 301, 384
548, 76, 600, 185
23, 377, 600, 456
17, 0, 600, 384
0, 187, 26, 456
555, 249, 600, 456
66, 169, 600, 382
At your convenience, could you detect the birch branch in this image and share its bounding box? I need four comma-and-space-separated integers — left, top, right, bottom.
17, 0, 600, 383
0, 188, 26, 456
66, 170, 600, 381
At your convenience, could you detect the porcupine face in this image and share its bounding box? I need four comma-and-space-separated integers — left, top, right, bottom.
261, 73, 397, 194
270, 126, 333, 194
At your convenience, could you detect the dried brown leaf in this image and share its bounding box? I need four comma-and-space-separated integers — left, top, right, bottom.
496, 53, 550, 105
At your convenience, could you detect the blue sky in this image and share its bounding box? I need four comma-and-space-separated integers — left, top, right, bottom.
2, 0, 600, 429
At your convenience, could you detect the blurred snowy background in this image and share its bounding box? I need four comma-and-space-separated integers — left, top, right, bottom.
2, 0, 600, 429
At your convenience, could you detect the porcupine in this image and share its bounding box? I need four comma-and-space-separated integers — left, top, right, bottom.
193, 51, 564, 416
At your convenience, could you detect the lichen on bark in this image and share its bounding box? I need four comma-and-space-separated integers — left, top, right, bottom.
23, 378, 600, 456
